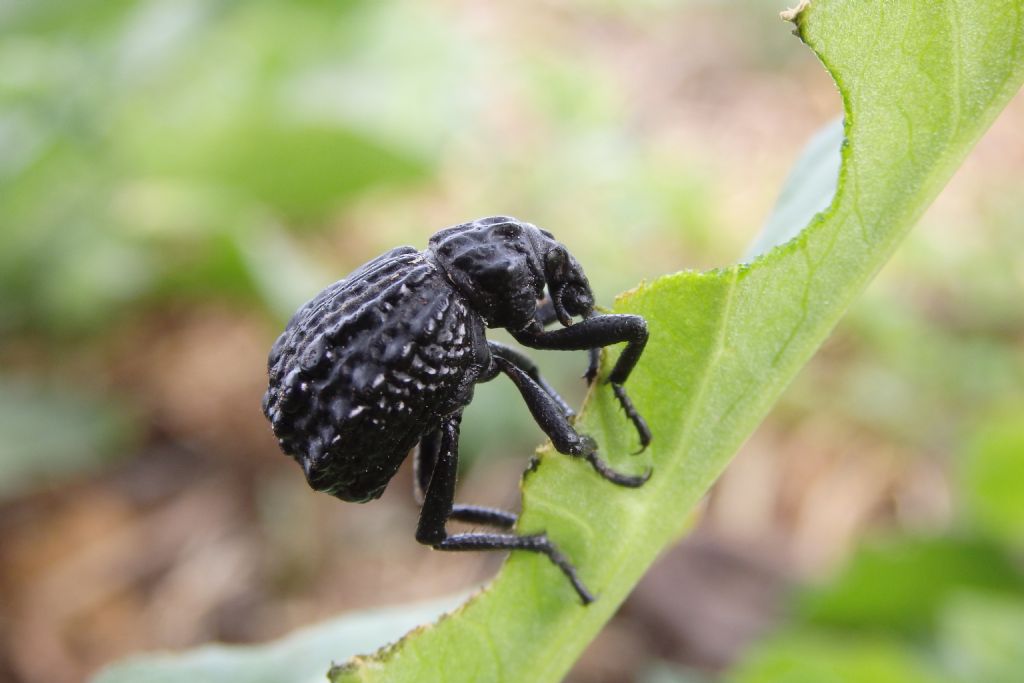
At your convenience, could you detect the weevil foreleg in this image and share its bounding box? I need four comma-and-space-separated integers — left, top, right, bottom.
512, 314, 651, 451
492, 357, 649, 487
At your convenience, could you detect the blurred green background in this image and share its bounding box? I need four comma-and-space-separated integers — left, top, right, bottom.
1, 1, 1022, 682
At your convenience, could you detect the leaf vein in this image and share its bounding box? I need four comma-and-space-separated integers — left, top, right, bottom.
664, 265, 742, 474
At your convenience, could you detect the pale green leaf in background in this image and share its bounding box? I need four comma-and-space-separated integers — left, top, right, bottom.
745, 116, 843, 260
937, 593, 1024, 683
92, 595, 465, 683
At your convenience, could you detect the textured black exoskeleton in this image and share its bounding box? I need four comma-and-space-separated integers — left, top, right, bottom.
262, 216, 651, 603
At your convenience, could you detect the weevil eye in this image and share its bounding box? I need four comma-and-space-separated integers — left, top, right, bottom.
544, 245, 569, 275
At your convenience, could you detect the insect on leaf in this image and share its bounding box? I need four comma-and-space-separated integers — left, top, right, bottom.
331, 1, 1024, 681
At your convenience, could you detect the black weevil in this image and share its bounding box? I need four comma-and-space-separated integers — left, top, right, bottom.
262, 216, 651, 603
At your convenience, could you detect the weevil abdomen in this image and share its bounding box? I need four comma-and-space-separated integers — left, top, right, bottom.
263, 249, 488, 502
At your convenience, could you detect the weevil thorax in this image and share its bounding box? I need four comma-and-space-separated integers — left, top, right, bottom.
428, 216, 594, 331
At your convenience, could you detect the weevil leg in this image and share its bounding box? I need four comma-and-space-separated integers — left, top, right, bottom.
413, 428, 442, 505
414, 413, 593, 604
435, 532, 593, 604
493, 356, 649, 487
415, 433, 517, 527
513, 314, 651, 451
487, 340, 574, 418
448, 505, 517, 529
537, 299, 601, 385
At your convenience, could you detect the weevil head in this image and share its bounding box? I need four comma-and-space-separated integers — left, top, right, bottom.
537, 234, 595, 325
428, 216, 594, 330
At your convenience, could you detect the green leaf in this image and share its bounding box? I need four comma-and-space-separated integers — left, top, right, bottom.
726, 631, 951, 683
331, 2, 1024, 681
128, 117, 429, 221
91, 595, 466, 683
797, 536, 1024, 635
959, 406, 1024, 548
937, 593, 1024, 683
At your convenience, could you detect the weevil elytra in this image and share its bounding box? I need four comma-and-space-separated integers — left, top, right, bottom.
263, 216, 651, 603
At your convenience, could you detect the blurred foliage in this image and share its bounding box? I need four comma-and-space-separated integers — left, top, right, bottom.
959, 409, 1024, 548
937, 593, 1024, 683
798, 536, 1024, 635
0, 377, 134, 500
0, 0, 765, 340
731, 633, 952, 683
0, 0, 474, 337
726, 404, 1024, 683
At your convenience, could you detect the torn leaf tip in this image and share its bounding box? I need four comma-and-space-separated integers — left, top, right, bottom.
780, 0, 810, 23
